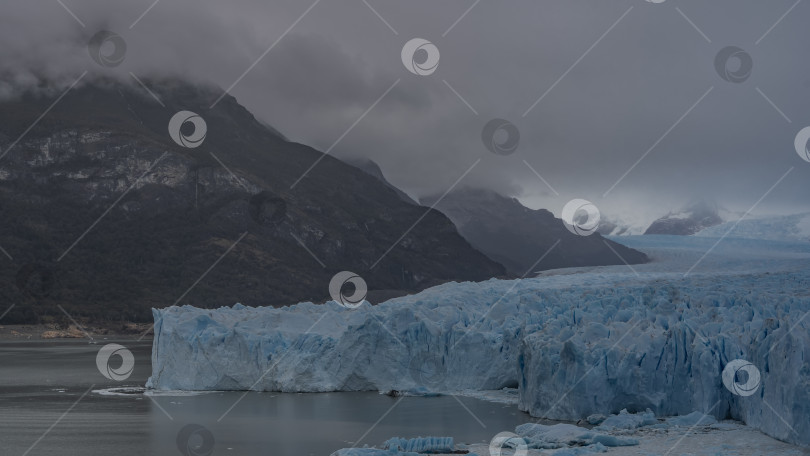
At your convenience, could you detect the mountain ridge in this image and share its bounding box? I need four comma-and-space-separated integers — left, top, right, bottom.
644, 199, 728, 236
0, 78, 506, 324
420, 187, 649, 275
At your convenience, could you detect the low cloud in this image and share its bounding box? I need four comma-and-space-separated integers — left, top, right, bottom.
1, 0, 809, 229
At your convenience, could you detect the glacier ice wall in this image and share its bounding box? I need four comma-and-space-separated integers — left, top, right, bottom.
147, 284, 523, 393
516, 275, 810, 446
147, 236, 810, 446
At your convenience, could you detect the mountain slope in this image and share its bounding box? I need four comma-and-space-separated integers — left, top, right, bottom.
0, 79, 505, 324
597, 216, 645, 236
345, 158, 417, 205
422, 188, 648, 275
644, 199, 725, 235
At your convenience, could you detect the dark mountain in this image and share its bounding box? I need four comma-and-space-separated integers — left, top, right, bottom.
644, 199, 725, 235
0, 79, 505, 324
345, 158, 417, 205
421, 188, 649, 276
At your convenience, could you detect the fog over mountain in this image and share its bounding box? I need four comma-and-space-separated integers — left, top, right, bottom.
1, 0, 809, 226
643, 198, 742, 236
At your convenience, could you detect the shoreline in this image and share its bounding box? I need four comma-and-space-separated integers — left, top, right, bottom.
2, 336, 805, 456
89, 385, 809, 455
0, 323, 153, 341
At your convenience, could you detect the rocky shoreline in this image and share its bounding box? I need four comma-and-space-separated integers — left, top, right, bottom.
0, 323, 152, 340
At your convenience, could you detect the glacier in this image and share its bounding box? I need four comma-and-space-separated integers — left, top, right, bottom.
695, 212, 810, 242
147, 235, 810, 446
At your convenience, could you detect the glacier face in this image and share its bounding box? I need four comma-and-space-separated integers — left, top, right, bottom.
147, 236, 810, 446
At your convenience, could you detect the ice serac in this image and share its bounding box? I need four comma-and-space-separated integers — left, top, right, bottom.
517, 280, 810, 446
148, 236, 810, 446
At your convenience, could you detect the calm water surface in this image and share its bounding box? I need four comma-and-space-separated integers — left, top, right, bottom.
0, 339, 536, 455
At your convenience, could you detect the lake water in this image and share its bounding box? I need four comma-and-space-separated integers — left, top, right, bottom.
0, 339, 538, 455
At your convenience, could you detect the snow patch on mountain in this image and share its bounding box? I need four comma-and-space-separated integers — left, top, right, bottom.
644, 200, 734, 235
596, 215, 646, 236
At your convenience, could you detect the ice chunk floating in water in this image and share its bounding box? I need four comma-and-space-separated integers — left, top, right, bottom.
147, 236, 810, 446
383, 437, 453, 453
328, 409, 761, 455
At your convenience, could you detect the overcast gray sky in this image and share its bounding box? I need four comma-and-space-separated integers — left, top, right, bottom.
1, 0, 809, 230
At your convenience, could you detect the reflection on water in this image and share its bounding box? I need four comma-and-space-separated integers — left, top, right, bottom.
0, 340, 535, 456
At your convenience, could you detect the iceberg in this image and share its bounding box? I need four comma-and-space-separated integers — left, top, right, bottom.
330, 450, 418, 456
591, 409, 657, 430
147, 236, 810, 446
328, 409, 749, 455
514, 422, 638, 448
382, 437, 454, 453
